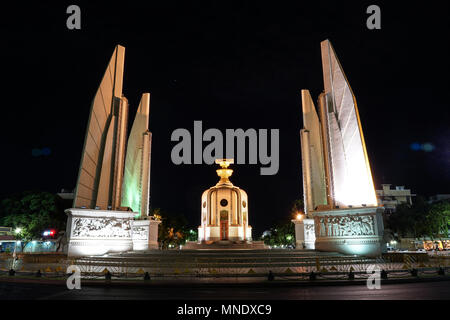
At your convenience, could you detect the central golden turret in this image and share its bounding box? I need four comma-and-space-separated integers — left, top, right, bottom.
215, 159, 234, 185
196, 158, 252, 243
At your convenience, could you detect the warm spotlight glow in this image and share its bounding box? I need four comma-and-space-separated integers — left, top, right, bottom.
333, 163, 378, 207
296, 213, 303, 220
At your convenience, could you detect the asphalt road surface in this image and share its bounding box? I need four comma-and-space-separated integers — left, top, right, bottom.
1, 280, 449, 300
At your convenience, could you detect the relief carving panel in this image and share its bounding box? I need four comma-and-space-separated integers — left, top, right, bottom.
315, 214, 375, 237
133, 226, 149, 240
72, 217, 132, 239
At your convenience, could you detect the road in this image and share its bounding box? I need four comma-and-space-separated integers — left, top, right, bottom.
0, 280, 449, 300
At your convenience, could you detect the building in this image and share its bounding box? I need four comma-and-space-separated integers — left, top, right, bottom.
0, 227, 13, 237
428, 194, 450, 203
57, 189, 74, 200
198, 159, 251, 242
376, 184, 415, 213
0, 227, 15, 252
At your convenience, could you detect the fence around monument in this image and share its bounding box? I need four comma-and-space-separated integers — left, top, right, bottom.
1, 250, 449, 281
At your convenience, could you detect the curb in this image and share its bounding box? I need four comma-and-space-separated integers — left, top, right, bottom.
1, 275, 449, 288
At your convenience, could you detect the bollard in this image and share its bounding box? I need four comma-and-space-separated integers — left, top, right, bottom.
144, 272, 151, 281
9, 269, 15, 276
36, 270, 42, 277
381, 269, 388, 280
348, 270, 354, 280
438, 267, 445, 276
268, 271, 274, 281
411, 269, 418, 277
309, 271, 316, 281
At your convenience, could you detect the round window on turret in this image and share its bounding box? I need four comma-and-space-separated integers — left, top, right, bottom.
242, 201, 247, 208
220, 199, 228, 207
202, 201, 206, 208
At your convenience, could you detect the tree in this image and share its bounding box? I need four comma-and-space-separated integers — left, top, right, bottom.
185, 229, 198, 242
150, 208, 191, 249
386, 196, 450, 239
0, 191, 67, 240
261, 219, 295, 248
387, 197, 428, 238
260, 199, 304, 248
426, 201, 450, 238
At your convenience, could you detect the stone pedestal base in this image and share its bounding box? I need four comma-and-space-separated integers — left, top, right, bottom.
66, 209, 135, 257
292, 218, 316, 250
182, 240, 266, 250
132, 218, 161, 251
198, 225, 252, 242
313, 207, 385, 257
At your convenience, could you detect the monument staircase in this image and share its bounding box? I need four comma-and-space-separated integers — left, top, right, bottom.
182, 240, 266, 250
71, 249, 378, 276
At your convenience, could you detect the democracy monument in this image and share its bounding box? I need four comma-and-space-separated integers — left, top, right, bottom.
198, 159, 251, 243
65, 40, 384, 259
293, 40, 384, 257
183, 159, 266, 249
66, 45, 160, 257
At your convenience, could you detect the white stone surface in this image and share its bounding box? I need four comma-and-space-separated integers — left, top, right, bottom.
320, 40, 378, 208
66, 208, 135, 257
300, 90, 328, 214
312, 207, 385, 257
132, 218, 161, 251
292, 218, 315, 250
122, 93, 152, 217
73, 45, 127, 210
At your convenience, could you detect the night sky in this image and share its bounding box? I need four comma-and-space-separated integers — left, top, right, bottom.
1, 2, 448, 236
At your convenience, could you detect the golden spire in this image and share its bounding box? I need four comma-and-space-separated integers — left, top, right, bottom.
215, 159, 234, 185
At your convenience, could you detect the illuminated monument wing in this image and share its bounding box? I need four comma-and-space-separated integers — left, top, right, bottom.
73, 45, 128, 211
121, 93, 152, 218
320, 40, 377, 208
295, 40, 384, 257
300, 89, 328, 213
66, 46, 160, 257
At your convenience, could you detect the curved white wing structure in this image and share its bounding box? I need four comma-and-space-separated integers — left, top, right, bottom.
319, 40, 377, 208
73, 45, 128, 210
121, 93, 152, 217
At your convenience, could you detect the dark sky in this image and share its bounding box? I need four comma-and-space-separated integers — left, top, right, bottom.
1, 2, 449, 236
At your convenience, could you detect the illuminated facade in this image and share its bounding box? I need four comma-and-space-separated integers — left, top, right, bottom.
197, 159, 252, 242
66, 45, 159, 257
297, 40, 384, 257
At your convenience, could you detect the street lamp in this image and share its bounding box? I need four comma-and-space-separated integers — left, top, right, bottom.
14, 227, 22, 234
